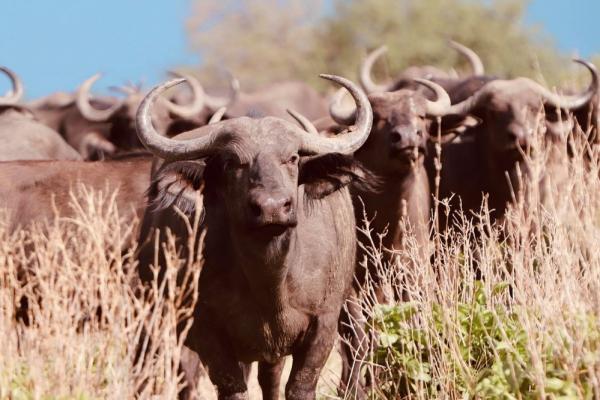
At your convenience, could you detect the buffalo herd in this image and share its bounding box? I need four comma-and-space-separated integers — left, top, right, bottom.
1, 40, 598, 399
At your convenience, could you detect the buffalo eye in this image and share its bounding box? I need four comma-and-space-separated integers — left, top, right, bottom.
286, 154, 299, 165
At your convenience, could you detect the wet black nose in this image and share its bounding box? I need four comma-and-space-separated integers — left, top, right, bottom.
248, 192, 293, 225
507, 130, 529, 147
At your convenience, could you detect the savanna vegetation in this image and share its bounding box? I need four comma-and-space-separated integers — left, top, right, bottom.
2, 1, 600, 399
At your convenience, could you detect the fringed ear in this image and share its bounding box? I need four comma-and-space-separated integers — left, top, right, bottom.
148, 160, 206, 215
299, 153, 381, 200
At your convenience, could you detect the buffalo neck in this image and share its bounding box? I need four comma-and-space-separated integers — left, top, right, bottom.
228, 225, 298, 312
355, 160, 430, 251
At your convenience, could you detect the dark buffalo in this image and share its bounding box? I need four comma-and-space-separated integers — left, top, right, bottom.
0, 154, 152, 232
28, 72, 235, 160
0, 66, 81, 161
326, 76, 479, 396
431, 59, 598, 225
136, 74, 374, 400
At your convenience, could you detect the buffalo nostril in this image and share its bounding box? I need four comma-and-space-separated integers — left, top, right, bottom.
249, 201, 262, 217
283, 199, 292, 213
390, 134, 401, 143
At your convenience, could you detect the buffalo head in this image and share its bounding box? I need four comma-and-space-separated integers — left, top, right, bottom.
329, 78, 478, 176
446, 59, 598, 163
138, 74, 374, 240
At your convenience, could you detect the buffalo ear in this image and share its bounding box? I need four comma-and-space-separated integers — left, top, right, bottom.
149, 160, 206, 214
299, 153, 380, 200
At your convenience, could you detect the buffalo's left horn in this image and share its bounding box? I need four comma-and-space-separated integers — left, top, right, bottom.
76, 73, 123, 122
0, 66, 24, 106
203, 71, 240, 111
532, 59, 598, 110
328, 87, 357, 126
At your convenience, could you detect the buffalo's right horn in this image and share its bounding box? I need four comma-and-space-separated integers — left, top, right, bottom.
360, 46, 396, 94
203, 71, 240, 111
76, 73, 123, 122
0, 66, 24, 106
448, 40, 485, 76
413, 78, 452, 116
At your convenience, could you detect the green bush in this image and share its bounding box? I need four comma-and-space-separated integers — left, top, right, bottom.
370, 282, 600, 399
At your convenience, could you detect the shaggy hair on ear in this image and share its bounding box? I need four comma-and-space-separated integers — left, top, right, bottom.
300, 153, 382, 200
147, 160, 205, 214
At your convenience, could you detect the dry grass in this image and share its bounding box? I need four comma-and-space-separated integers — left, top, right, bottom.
0, 187, 202, 399
1, 117, 600, 399
342, 119, 600, 399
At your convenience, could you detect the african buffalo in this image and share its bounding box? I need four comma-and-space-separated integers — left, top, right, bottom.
0, 66, 81, 161
136, 74, 374, 400
0, 153, 152, 232
326, 74, 479, 396
431, 59, 599, 225
28, 72, 236, 160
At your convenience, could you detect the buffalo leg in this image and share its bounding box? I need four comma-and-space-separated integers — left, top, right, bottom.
258, 358, 285, 400
285, 315, 337, 400
187, 316, 249, 400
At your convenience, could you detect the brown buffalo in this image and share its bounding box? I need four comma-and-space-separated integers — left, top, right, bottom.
0, 154, 152, 232
327, 75, 479, 396
0, 66, 81, 161
28, 72, 236, 160
136, 74, 374, 400
431, 59, 598, 225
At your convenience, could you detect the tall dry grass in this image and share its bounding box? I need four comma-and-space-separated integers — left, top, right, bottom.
1, 115, 600, 399
0, 186, 203, 399
343, 116, 600, 399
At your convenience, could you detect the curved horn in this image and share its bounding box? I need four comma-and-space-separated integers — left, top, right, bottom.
137, 75, 372, 160
413, 79, 452, 116
137, 78, 246, 160
208, 107, 227, 125
360, 46, 395, 94
295, 74, 372, 154
328, 87, 357, 126
529, 59, 598, 110
76, 73, 123, 122
164, 71, 206, 118
0, 66, 24, 106
448, 40, 484, 76
287, 109, 318, 135
203, 71, 240, 111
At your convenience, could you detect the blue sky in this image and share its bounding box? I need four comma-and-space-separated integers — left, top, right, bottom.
1, 0, 599, 98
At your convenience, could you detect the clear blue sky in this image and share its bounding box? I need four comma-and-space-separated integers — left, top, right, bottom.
1, 0, 599, 98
